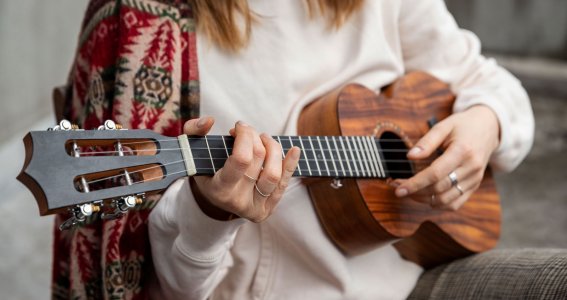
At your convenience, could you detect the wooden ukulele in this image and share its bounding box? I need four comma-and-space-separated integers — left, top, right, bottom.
18, 72, 500, 268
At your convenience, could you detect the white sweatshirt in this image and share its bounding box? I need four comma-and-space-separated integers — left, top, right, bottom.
149, 1, 534, 299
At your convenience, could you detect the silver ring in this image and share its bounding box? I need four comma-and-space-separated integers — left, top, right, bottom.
448, 171, 458, 186
455, 184, 465, 195
254, 184, 271, 197
431, 194, 436, 206
244, 174, 257, 182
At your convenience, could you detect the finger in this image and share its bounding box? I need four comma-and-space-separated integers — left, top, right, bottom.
407, 121, 452, 159
218, 122, 256, 186
253, 134, 283, 200
265, 146, 300, 208
418, 175, 476, 208
183, 116, 214, 136
395, 143, 464, 198
433, 178, 478, 211
408, 166, 473, 197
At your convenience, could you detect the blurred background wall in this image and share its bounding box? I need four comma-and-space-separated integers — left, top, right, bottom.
446, 0, 567, 59
0, 1, 565, 299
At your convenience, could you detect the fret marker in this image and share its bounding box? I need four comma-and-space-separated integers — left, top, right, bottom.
177, 134, 197, 176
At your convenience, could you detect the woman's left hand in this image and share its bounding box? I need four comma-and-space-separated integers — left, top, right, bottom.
392, 105, 500, 211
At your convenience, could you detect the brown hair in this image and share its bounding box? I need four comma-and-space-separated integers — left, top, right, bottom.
192, 0, 364, 52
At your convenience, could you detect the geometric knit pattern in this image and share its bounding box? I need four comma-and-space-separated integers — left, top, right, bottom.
52, 1, 199, 299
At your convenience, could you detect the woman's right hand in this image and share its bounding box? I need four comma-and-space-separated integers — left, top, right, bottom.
183, 117, 301, 222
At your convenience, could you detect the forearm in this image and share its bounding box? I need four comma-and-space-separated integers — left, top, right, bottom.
149, 179, 245, 300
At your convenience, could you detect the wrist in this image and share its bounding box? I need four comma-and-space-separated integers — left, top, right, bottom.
189, 178, 240, 221
468, 105, 501, 151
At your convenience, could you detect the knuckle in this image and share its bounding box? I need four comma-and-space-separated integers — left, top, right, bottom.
278, 181, 289, 191
430, 168, 444, 182
264, 170, 281, 184
436, 194, 451, 205
456, 143, 474, 159
433, 184, 445, 194
445, 203, 460, 211
469, 156, 484, 171
253, 146, 266, 160
249, 213, 268, 223
230, 154, 252, 171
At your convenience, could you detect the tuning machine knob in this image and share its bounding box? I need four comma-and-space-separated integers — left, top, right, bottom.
101, 194, 144, 220
98, 120, 125, 130
59, 202, 101, 230
49, 119, 80, 131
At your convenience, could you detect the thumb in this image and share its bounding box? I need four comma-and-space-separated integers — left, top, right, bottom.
183, 116, 214, 136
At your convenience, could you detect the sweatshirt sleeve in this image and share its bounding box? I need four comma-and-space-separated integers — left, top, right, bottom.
149, 178, 246, 300
399, 0, 534, 172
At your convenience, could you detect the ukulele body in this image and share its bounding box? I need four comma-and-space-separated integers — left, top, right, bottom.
297, 72, 500, 268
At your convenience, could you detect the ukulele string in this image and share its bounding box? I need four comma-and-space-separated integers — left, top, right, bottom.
78, 147, 436, 165
85, 157, 424, 186
114, 136, 429, 147
78, 146, 430, 157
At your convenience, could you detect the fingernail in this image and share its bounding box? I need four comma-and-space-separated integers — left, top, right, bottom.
389, 181, 400, 188
408, 147, 422, 156
197, 117, 208, 128
236, 120, 248, 127
396, 188, 408, 198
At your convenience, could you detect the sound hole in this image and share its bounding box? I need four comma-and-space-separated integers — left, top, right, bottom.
379, 132, 413, 179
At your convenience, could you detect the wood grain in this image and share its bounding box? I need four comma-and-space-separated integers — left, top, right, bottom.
298, 72, 501, 268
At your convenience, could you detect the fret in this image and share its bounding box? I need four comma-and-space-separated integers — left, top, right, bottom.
276, 136, 285, 159
298, 137, 312, 176
221, 136, 230, 158
325, 137, 339, 177
362, 136, 377, 177
332, 137, 346, 177
204, 136, 216, 173
308, 137, 322, 176
356, 136, 371, 177
346, 136, 360, 177
369, 137, 386, 178
189, 137, 215, 174
339, 137, 354, 177
316, 137, 330, 176
288, 136, 302, 176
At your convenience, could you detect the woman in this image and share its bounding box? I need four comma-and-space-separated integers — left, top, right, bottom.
53, 0, 533, 299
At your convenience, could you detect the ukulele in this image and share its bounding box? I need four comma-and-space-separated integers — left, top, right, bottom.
17, 72, 500, 268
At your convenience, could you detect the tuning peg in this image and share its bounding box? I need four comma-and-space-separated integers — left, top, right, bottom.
101, 194, 144, 220
98, 120, 124, 130
48, 119, 80, 131
59, 202, 101, 230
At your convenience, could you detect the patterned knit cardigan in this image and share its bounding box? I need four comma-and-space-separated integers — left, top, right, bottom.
52, 1, 199, 299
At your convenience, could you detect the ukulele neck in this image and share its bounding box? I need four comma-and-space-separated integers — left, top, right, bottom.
180, 135, 391, 179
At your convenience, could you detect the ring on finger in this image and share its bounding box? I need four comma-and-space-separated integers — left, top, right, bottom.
244, 173, 257, 182
448, 171, 459, 186
430, 194, 436, 206
455, 184, 464, 195
254, 184, 271, 197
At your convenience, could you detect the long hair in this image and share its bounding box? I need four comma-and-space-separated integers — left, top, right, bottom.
192, 0, 364, 52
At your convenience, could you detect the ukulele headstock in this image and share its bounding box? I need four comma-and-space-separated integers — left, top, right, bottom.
17, 120, 187, 230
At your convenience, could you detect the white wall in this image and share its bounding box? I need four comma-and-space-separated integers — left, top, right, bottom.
0, 0, 88, 142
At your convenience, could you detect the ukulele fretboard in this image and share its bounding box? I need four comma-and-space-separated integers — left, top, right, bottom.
185, 135, 391, 178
